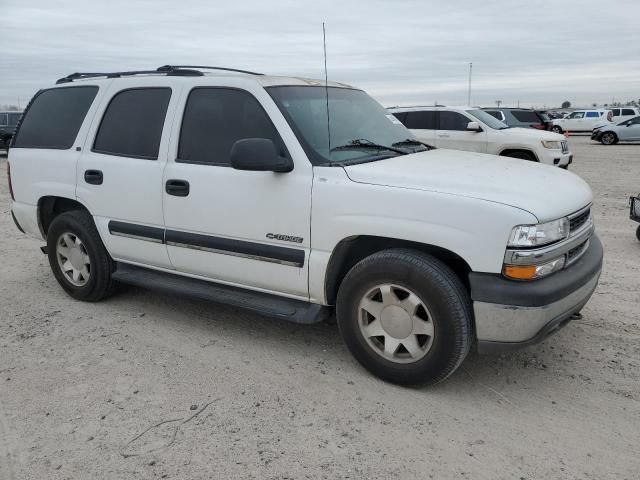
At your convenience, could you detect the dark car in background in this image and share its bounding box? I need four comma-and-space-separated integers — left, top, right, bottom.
0, 111, 23, 149
482, 108, 551, 130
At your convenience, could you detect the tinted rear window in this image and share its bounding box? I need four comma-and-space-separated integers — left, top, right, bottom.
511, 110, 541, 123
93, 88, 171, 160
403, 111, 436, 129
12, 87, 98, 149
622, 108, 635, 116
585, 112, 600, 118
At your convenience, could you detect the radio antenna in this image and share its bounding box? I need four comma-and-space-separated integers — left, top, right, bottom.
323, 22, 331, 159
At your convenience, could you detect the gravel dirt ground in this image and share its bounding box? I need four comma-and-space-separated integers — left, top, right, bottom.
0, 136, 639, 480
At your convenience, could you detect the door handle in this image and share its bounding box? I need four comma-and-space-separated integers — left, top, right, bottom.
437, 134, 450, 138
84, 169, 103, 185
165, 179, 190, 197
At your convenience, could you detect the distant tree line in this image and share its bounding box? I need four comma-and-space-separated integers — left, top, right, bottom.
561, 99, 640, 109
0, 104, 21, 111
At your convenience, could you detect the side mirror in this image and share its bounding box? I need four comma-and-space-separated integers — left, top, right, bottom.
230, 138, 293, 173
466, 121, 482, 132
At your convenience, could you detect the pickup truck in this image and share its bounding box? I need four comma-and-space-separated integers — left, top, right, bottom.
8, 66, 603, 385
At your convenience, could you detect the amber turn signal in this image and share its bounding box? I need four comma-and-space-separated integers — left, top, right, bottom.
502, 264, 538, 280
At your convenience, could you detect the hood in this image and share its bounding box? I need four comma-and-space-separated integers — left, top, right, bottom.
504, 127, 565, 141
343, 149, 592, 222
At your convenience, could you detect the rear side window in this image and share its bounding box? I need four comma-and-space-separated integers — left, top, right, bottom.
438, 111, 470, 131
12, 86, 98, 149
611, 109, 620, 116
93, 88, 171, 160
585, 112, 600, 118
403, 111, 436, 130
622, 108, 635, 116
178, 88, 285, 166
511, 110, 541, 122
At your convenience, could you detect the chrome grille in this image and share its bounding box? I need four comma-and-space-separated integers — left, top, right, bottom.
561, 140, 569, 153
566, 239, 589, 266
569, 207, 590, 232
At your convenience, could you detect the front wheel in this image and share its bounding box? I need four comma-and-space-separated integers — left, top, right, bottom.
636, 225, 640, 242
552, 126, 563, 134
47, 210, 118, 301
601, 132, 618, 145
336, 249, 473, 386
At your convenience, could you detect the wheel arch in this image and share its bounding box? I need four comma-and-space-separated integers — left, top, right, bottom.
498, 148, 539, 161
38, 195, 92, 238
324, 235, 472, 306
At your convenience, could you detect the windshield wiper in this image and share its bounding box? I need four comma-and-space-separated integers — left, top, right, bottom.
330, 138, 406, 155
392, 138, 434, 150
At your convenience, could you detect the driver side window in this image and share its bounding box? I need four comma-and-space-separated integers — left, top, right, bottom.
438, 111, 471, 131
177, 88, 287, 166
568, 112, 585, 119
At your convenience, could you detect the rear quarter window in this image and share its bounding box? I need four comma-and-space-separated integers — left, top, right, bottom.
12, 86, 98, 149
585, 112, 600, 118
622, 108, 636, 116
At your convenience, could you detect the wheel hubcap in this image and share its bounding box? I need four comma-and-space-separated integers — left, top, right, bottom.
56, 232, 91, 286
358, 284, 435, 363
603, 134, 614, 144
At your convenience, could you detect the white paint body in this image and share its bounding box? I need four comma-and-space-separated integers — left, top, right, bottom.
9, 74, 593, 306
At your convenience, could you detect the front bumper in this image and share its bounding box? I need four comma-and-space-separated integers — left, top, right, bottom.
591, 131, 603, 141
541, 149, 572, 168
470, 235, 603, 354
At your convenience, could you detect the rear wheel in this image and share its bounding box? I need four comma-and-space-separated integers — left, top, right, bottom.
552, 126, 563, 134
601, 132, 618, 145
502, 151, 537, 162
47, 210, 117, 301
336, 249, 472, 386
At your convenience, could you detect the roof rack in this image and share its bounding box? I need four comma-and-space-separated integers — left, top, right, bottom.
157, 65, 263, 75
56, 65, 263, 84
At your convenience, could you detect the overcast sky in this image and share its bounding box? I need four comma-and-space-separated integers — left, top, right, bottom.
1, 0, 639, 109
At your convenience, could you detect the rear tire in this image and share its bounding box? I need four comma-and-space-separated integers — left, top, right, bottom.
336, 249, 472, 386
502, 151, 537, 162
552, 126, 563, 134
47, 210, 118, 301
600, 132, 618, 145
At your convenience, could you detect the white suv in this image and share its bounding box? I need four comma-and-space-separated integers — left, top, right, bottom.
8, 66, 602, 385
550, 109, 613, 133
389, 106, 572, 168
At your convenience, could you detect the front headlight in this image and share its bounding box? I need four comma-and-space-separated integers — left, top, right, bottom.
541, 140, 562, 149
508, 218, 570, 247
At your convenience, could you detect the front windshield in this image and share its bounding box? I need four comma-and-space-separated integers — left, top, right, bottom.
467, 109, 509, 129
267, 86, 421, 165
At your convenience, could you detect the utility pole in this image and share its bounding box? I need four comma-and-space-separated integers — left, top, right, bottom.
495, 100, 502, 108
467, 62, 472, 106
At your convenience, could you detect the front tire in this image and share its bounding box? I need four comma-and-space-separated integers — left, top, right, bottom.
47, 210, 117, 301
636, 225, 640, 242
600, 132, 618, 145
552, 126, 563, 134
336, 249, 473, 386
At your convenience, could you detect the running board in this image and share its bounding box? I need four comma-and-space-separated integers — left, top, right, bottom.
112, 263, 330, 324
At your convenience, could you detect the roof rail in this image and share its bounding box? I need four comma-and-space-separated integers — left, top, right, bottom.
157, 65, 263, 75
56, 67, 204, 84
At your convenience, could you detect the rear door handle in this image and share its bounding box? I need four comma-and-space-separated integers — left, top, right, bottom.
165, 179, 190, 197
84, 169, 103, 185
437, 134, 450, 138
